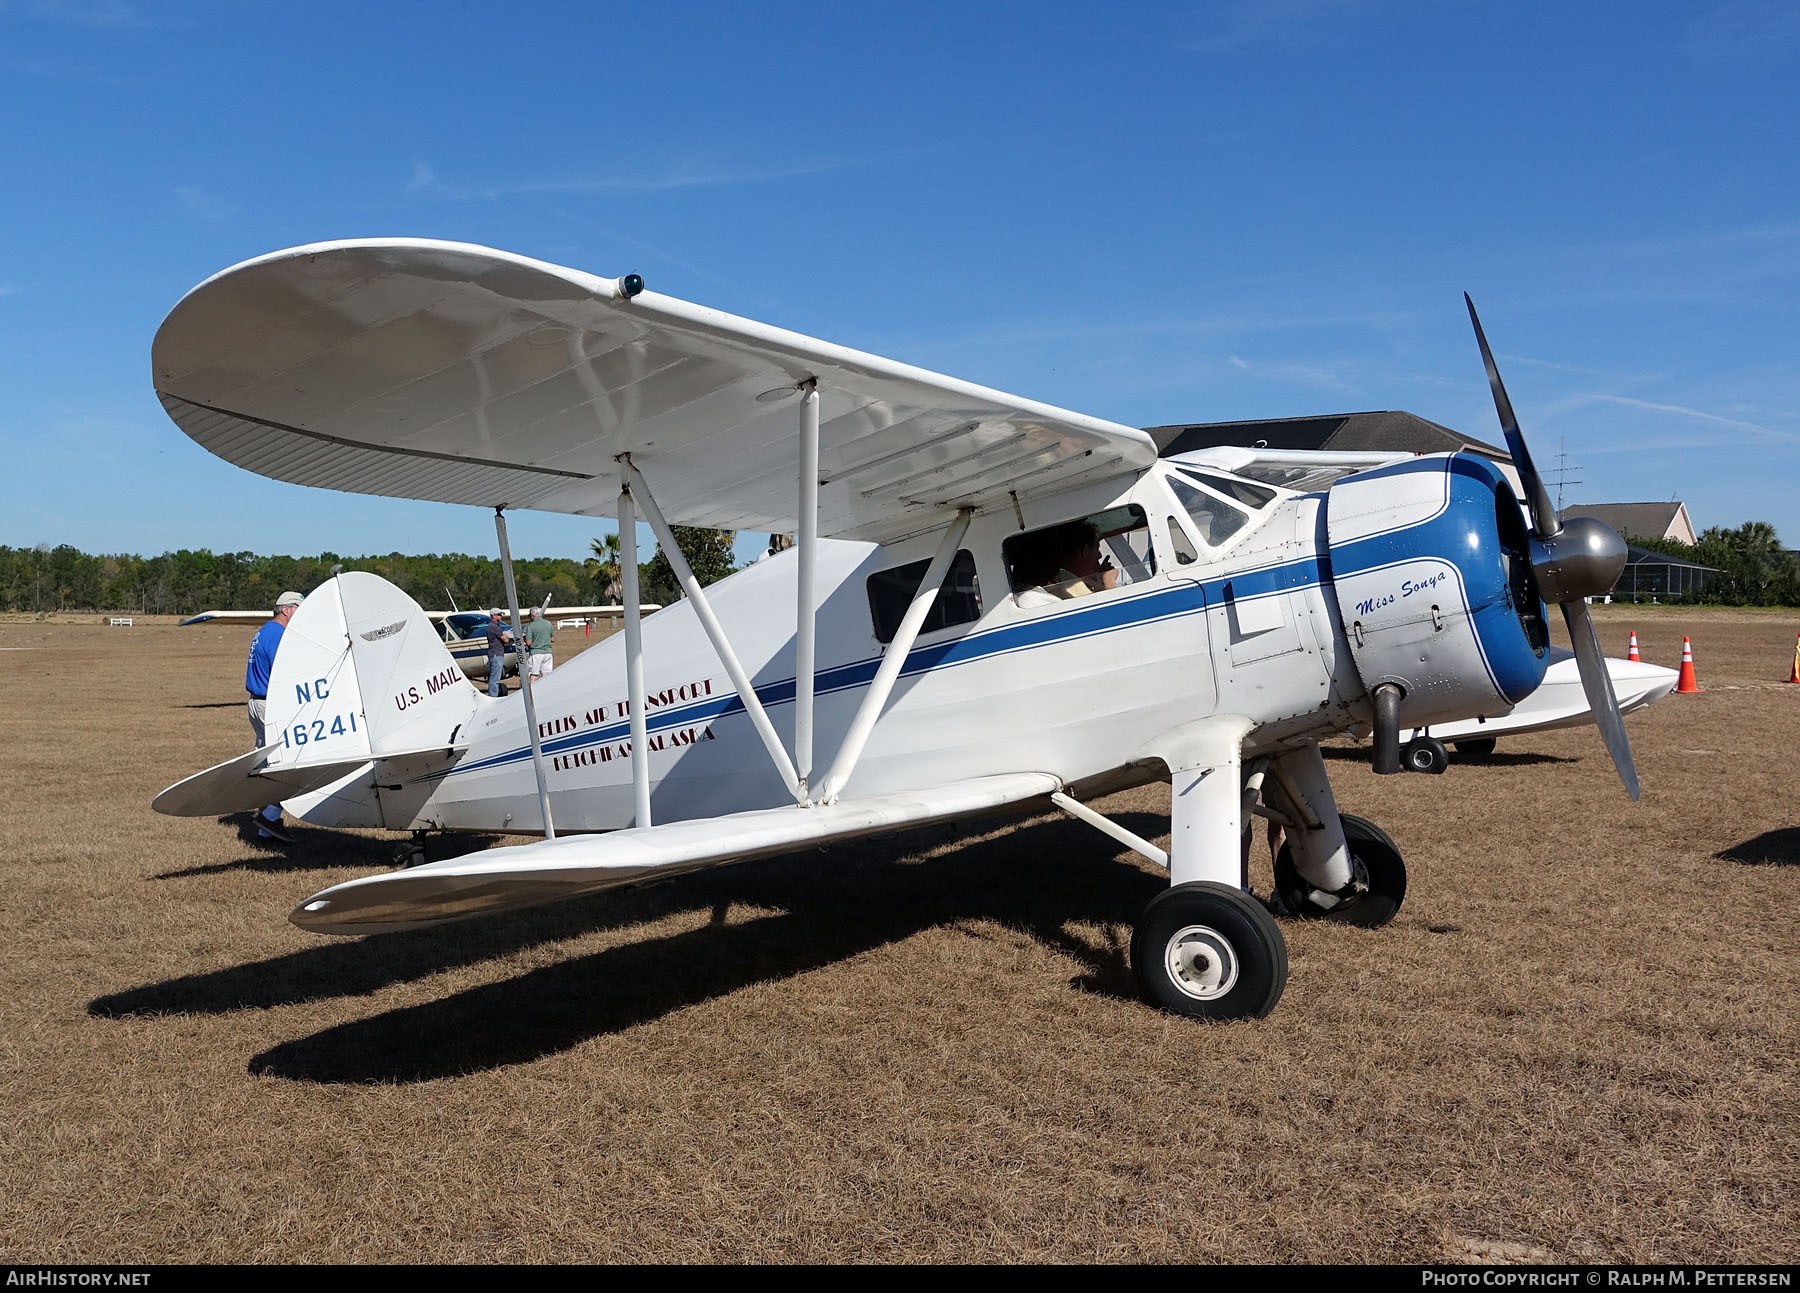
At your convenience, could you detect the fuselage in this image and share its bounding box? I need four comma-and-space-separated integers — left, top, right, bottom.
364, 451, 1544, 835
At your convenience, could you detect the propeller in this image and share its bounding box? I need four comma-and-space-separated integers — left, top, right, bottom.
1465, 295, 1640, 801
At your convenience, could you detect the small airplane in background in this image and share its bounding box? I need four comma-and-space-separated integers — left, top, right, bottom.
150, 238, 1643, 1022
181, 598, 657, 681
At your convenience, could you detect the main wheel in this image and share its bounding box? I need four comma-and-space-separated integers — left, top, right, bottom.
1453, 737, 1498, 759
1273, 818, 1406, 928
1131, 882, 1287, 1020
1401, 735, 1449, 774
1337, 813, 1398, 857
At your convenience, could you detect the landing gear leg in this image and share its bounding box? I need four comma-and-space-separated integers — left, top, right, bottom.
1134, 716, 1288, 1019
1265, 747, 1406, 927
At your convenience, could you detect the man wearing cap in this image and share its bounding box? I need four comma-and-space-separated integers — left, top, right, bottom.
484, 608, 513, 698
245, 591, 303, 843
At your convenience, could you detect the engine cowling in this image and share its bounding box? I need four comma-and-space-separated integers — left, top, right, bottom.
1325, 454, 1550, 730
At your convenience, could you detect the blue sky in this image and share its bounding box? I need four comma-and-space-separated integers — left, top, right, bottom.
3, 0, 1795, 566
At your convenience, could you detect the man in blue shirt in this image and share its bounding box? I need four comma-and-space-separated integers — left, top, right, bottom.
484, 608, 513, 698
245, 590, 304, 842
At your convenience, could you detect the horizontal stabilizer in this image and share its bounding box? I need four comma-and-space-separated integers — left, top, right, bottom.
291, 772, 1062, 935
152, 743, 467, 818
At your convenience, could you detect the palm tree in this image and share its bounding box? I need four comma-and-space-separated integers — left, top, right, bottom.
589, 533, 623, 602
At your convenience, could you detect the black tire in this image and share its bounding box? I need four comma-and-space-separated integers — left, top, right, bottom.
1273, 822, 1406, 928
392, 842, 427, 870
1401, 736, 1449, 775
1131, 882, 1287, 1020
1338, 813, 1398, 857
1453, 737, 1498, 759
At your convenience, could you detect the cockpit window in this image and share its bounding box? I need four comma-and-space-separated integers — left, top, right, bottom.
1230, 462, 1354, 492
866, 550, 982, 644
1004, 505, 1155, 606
1168, 475, 1252, 548
1175, 468, 1277, 510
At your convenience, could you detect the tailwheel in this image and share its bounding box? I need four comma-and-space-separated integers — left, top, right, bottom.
1401, 735, 1449, 774
1131, 882, 1287, 1020
1273, 816, 1406, 928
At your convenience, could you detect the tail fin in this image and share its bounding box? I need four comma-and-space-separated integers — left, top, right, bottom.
263, 572, 479, 764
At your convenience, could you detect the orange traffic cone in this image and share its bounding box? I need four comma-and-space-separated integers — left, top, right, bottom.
1787, 633, 1799, 684
1627, 631, 1640, 662
1675, 637, 1702, 694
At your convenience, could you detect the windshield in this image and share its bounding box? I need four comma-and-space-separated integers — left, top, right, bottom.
1168, 475, 1251, 547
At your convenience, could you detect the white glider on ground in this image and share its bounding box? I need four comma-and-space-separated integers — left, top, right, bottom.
150, 239, 1642, 1020
1394, 648, 1677, 770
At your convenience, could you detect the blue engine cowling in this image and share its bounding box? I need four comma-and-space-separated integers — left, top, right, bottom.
1325, 454, 1550, 729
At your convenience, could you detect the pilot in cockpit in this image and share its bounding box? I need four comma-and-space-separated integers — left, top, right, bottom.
1015, 519, 1119, 607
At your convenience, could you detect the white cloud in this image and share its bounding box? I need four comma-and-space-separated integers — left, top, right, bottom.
0, 0, 148, 27
173, 185, 238, 222
1682, 0, 1800, 61
423, 158, 857, 202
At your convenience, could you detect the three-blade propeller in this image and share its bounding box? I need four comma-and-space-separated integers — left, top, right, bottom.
1465, 295, 1640, 801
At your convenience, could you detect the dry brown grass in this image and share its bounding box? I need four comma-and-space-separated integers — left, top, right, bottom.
1, 608, 1796, 1263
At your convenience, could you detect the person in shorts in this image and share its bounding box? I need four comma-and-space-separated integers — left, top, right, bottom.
523, 606, 554, 681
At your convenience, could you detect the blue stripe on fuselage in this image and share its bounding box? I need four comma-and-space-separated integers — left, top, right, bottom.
430, 553, 1332, 782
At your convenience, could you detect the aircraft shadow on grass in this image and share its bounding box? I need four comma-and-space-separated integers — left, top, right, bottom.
1715, 827, 1800, 868
150, 819, 502, 879
92, 811, 1171, 1084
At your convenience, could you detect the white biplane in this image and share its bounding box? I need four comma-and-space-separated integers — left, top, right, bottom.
150, 239, 1641, 1020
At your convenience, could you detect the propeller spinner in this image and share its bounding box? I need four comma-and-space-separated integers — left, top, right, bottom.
1464, 295, 1639, 801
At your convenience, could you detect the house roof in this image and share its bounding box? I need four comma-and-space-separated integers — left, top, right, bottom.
1623, 543, 1715, 571
1147, 410, 1510, 461
1562, 503, 1688, 542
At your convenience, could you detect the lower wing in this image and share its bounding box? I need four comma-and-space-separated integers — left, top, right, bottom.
291, 772, 1062, 935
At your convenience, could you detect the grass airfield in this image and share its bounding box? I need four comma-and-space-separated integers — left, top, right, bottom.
1, 606, 1796, 1263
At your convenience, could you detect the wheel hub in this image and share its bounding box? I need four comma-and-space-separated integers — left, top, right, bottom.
1163, 924, 1240, 1001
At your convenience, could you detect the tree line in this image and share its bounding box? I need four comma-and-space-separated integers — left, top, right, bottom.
1623, 521, 1800, 605
0, 529, 743, 615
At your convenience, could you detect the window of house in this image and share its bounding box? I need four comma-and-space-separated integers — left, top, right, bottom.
1003, 504, 1155, 606
866, 549, 983, 644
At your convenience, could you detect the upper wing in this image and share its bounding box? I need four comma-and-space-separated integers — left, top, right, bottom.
290, 771, 1060, 934
154, 239, 1156, 543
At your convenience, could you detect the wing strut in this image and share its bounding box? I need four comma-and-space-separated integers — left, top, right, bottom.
795, 380, 820, 797
495, 506, 556, 839
815, 508, 972, 803
623, 456, 803, 800
617, 484, 652, 827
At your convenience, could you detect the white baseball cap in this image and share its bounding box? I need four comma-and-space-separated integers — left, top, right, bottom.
275, 591, 304, 609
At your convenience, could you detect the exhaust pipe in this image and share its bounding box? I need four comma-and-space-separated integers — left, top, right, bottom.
1371, 683, 1403, 775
